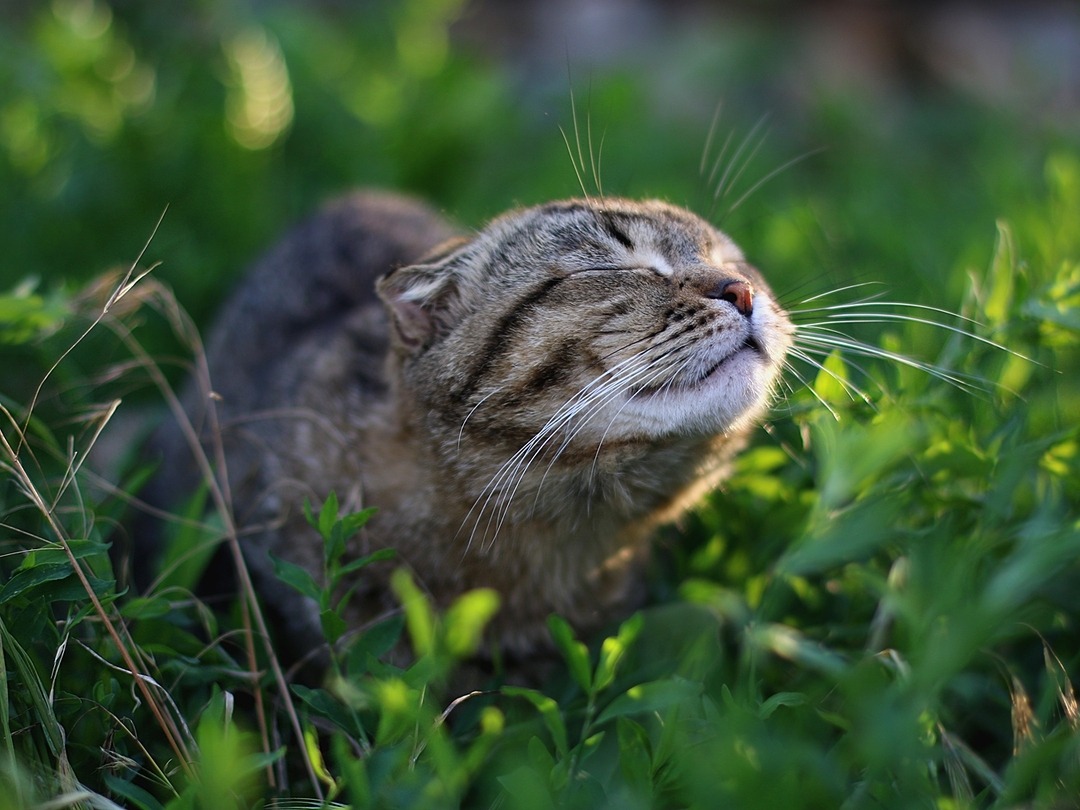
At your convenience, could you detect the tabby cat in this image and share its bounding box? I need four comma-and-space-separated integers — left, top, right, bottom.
145, 191, 793, 671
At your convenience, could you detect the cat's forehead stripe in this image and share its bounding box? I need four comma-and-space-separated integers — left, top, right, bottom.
531, 201, 717, 263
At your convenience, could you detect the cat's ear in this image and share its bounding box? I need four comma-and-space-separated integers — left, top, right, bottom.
377, 237, 471, 352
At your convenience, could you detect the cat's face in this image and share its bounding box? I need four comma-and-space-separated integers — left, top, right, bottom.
378, 198, 793, 456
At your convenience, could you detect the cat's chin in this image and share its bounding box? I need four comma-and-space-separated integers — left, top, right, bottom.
626, 346, 779, 438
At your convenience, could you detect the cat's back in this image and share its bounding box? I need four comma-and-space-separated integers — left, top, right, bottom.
144, 192, 459, 522
204, 191, 460, 416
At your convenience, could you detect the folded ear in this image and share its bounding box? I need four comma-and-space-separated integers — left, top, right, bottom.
376, 238, 471, 352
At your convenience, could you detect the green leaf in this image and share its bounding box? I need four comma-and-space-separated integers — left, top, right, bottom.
503, 686, 569, 757
373, 677, 422, 745
269, 553, 321, 601
0, 617, 64, 756
527, 734, 556, 777
759, 691, 808, 719
0, 562, 72, 604
390, 568, 435, 657
339, 506, 378, 538
594, 612, 642, 692
15, 538, 109, 567
318, 491, 340, 539
103, 774, 165, 810
346, 615, 405, 675
338, 546, 396, 576
443, 588, 500, 658
496, 764, 554, 810
778, 496, 899, 576
156, 484, 222, 593
190, 693, 262, 804
0, 278, 69, 344
291, 684, 364, 740
811, 349, 850, 405
120, 594, 175, 621
596, 678, 703, 725
320, 608, 347, 645
812, 414, 916, 511
290, 685, 336, 716
983, 221, 1017, 327
616, 717, 654, 797
748, 624, 847, 677
547, 615, 591, 693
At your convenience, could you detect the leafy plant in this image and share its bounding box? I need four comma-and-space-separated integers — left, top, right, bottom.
1, 1, 1078, 808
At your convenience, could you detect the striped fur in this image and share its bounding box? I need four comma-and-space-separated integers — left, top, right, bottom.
151, 191, 793, 670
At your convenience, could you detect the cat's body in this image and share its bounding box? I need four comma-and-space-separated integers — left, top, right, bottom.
146, 191, 793, 669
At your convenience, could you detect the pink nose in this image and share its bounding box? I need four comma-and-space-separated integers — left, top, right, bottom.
713, 278, 753, 316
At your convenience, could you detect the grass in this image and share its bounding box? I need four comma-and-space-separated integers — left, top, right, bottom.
2, 3, 1080, 808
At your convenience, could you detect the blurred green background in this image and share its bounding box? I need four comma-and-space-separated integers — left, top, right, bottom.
3, 0, 1076, 337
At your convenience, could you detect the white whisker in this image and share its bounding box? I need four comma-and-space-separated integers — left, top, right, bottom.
506, 351, 675, 536
797, 298, 984, 328
808, 310, 1026, 360
781, 355, 841, 420
725, 147, 824, 216
787, 346, 875, 406
712, 115, 770, 210
795, 332, 986, 395
794, 281, 885, 306
586, 352, 699, 482
699, 101, 724, 178
457, 387, 504, 451
790, 336, 894, 395
460, 349, 658, 552
559, 125, 589, 200
543, 351, 685, 499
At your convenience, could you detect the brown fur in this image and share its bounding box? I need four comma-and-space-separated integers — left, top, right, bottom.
145, 191, 793, 672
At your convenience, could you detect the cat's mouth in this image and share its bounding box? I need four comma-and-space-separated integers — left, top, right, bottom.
632, 335, 765, 397
695, 334, 764, 382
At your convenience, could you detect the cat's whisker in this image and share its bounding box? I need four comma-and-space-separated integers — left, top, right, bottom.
724, 147, 824, 216
559, 125, 589, 200
703, 134, 735, 220
462, 351, 655, 551
707, 118, 747, 192
780, 355, 842, 420
808, 310, 1024, 360
711, 114, 771, 218
699, 101, 724, 179
497, 353, 666, 541
792, 293, 1035, 365
538, 353, 679, 503
586, 353, 698, 483
456, 386, 504, 451
793, 280, 885, 306
795, 298, 984, 328
794, 332, 986, 395
786, 346, 876, 407
789, 337, 891, 399
494, 339, 692, 546
780, 282, 1037, 407
587, 101, 605, 198
599, 330, 661, 362
571, 85, 589, 196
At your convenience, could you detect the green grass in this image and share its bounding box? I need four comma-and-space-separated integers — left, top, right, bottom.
2, 2, 1079, 808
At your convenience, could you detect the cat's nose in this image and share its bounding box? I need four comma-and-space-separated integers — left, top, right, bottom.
707, 278, 754, 316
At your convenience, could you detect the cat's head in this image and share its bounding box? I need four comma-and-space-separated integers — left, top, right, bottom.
376, 197, 793, 452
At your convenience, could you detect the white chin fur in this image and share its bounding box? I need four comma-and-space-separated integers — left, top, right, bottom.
621, 348, 776, 437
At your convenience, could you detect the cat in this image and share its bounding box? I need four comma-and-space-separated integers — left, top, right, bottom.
143, 190, 793, 674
